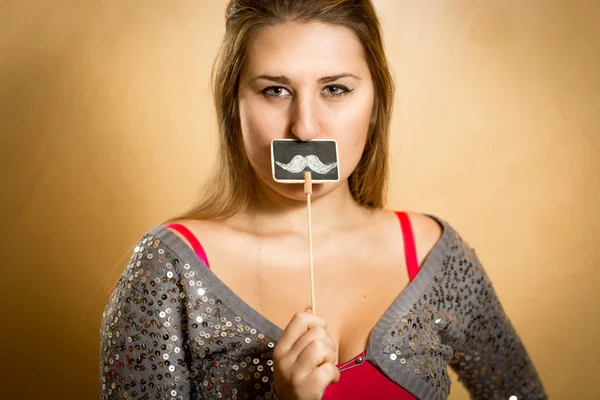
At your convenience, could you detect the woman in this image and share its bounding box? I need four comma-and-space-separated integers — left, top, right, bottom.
100, 1, 546, 399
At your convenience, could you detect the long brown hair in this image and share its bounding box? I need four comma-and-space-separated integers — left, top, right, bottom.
165, 0, 394, 223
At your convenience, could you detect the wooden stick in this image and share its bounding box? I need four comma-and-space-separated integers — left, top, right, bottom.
304, 171, 316, 314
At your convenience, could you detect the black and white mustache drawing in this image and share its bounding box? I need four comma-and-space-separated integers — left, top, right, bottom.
271, 139, 339, 183
275, 155, 338, 174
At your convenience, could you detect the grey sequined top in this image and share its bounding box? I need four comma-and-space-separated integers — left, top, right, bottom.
100, 216, 547, 400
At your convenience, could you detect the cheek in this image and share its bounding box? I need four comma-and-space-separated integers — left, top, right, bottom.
341, 135, 368, 175
241, 100, 287, 137
336, 96, 373, 167
239, 100, 285, 171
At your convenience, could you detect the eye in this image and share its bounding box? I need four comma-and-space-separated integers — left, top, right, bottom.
261, 86, 291, 97
322, 85, 351, 97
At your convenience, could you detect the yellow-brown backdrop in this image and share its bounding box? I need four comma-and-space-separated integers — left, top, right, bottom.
1, 1, 598, 399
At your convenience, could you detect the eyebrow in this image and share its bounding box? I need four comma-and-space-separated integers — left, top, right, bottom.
252, 73, 361, 85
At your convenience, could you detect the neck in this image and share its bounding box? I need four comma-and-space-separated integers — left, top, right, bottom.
236, 178, 366, 235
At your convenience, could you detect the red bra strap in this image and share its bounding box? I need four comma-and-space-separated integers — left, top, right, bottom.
165, 223, 210, 268
395, 212, 419, 281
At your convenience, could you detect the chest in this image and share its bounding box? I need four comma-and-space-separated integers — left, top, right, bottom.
204, 231, 410, 364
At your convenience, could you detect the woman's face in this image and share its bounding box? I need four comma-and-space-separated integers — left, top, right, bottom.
238, 21, 375, 202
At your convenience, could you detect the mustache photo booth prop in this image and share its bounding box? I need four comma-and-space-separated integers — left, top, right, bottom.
270, 139, 340, 314
271, 139, 340, 183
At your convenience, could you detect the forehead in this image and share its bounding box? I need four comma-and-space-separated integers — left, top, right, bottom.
244, 21, 368, 77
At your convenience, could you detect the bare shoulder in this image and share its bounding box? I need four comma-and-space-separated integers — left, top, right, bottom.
404, 211, 444, 265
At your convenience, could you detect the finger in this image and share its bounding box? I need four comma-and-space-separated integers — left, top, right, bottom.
311, 361, 341, 388
288, 326, 336, 362
295, 338, 337, 369
275, 311, 327, 357
278, 339, 335, 387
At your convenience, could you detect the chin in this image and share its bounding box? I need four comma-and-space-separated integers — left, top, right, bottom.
257, 172, 342, 203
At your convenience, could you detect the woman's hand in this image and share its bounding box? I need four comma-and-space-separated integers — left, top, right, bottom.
272, 306, 340, 400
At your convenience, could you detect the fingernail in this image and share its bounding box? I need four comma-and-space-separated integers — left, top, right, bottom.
305, 305, 312, 312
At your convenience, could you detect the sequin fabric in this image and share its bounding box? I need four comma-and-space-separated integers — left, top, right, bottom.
100, 217, 547, 400
368, 232, 546, 399
100, 233, 278, 400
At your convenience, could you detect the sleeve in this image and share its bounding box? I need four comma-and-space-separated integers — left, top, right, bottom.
445, 236, 547, 400
100, 231, 194, 400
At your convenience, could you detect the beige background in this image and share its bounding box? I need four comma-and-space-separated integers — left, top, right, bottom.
1, 0, 598, 398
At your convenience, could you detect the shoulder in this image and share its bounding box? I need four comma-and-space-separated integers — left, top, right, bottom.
115, 221, 212, 286
162, 218, 228, 249
122, 225, 185, 280
162, 219, 200, 249
404, 211, 443, 243
401, 211, 444, 265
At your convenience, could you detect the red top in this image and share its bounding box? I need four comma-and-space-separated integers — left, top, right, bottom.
165, 211, 418, 399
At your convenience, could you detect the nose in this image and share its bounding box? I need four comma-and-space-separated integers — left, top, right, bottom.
290, 98, 320, 142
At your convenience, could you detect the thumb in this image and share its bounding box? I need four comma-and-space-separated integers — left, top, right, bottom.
305, 304, 313, 313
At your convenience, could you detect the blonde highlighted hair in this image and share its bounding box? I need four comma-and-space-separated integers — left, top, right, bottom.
165, 0, 394, 223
